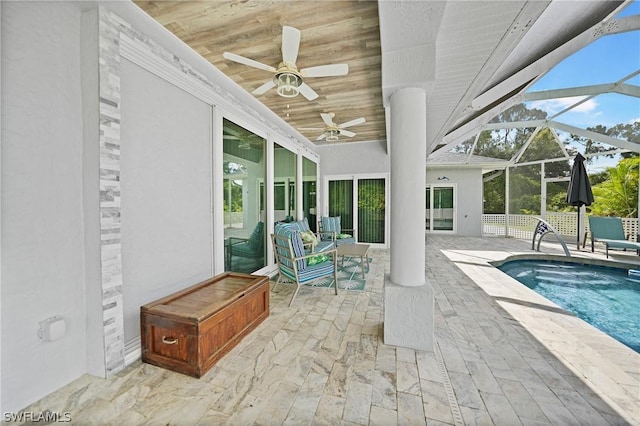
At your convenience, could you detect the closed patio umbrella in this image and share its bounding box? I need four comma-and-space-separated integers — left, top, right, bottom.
566, 153, 594, 250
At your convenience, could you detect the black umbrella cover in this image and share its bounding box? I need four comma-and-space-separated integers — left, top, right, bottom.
566, 153, 594, 207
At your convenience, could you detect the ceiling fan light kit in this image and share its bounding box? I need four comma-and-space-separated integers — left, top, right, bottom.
274, 68, 302, 98
324, 129, 340, 142
223, 25, 348, 101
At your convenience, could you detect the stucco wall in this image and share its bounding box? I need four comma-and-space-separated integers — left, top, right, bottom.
120, 60, 214, 343
1, 2, 87, 411
426, 168, 484, 236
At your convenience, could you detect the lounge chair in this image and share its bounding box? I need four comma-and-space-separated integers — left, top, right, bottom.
271, 228, 338, 306
587, 216, 640, 258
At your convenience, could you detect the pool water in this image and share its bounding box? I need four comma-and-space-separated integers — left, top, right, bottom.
498, 260, 640, 353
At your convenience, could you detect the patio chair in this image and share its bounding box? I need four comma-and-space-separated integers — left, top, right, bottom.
587, 216, 640, 258
318, 216, 356, 246
271, 228, 338, 306
275, 218, 334, 252
227, 221, 264, 271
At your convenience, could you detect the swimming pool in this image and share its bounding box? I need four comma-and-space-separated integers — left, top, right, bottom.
497, 259, 640, 353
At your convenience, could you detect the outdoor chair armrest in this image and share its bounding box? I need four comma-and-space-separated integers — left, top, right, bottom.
317, 230, 337, 241
227, 236, 249, 245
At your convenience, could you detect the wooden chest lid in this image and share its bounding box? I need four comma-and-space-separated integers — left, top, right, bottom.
141, 272, 269, 322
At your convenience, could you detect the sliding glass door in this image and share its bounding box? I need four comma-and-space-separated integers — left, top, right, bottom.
303, 158, 317, 232
426, 184, 455, 232
326, 176, 387, 245
222, 119, 266, 273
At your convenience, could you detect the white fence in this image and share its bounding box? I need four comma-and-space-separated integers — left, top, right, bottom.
482, 213, 639, 242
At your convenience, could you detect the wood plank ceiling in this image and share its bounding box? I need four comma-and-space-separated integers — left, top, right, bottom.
134, 1, 386, 145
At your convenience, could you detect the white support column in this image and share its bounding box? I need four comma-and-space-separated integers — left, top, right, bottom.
384, 88, 433, 351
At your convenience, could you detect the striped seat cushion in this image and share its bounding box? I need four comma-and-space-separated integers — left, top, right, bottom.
278, 259, 335, 284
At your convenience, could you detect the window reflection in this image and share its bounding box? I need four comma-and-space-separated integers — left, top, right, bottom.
273, 143, 296, 223
303, 158, 317, 232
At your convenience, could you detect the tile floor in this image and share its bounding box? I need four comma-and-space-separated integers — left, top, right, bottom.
13, 236, 640, 425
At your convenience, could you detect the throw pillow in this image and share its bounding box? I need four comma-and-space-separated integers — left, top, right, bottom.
306, 253, 330, 266
300, 230, 319, 249
337, 233, 352, 239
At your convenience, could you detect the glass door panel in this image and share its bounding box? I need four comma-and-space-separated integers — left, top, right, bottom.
328, 180, 354, 232
358, 178, 385, 243
274, 143, 296, 223
303, 158, 317, 232
222, 119, 266, 273
426, 187, 431, 231
426, 185, 455, 232
433, 187, 454, 231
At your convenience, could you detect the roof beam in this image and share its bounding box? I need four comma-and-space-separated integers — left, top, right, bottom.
442, 7, 638, 148
469, 13, 640, 113
548, 120, 640, 152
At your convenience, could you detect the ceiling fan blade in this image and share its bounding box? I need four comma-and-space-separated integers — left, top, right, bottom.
339, 117, 366, 128
299, 127, 323, 131
316, 133, 327, 141
320, 113, 335, 126
252, 80, 276, 95
300, 64, 349, 77
298, 83, 319, 101
341, 130, 357, 137
281, 26, 301, 65
223, 52, 276, 72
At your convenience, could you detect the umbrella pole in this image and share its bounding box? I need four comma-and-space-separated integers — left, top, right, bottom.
576, 207, 580, 251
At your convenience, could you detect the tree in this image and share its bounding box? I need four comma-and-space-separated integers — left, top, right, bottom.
571, 122, 640, 162
589, 157, 639, 218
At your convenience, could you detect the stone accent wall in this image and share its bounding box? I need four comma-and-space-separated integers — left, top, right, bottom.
98, 7, 125, 376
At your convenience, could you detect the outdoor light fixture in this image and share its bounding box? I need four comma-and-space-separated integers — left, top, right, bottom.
275, 71, 302, 97
324, 129, 340, 142
437, 176, 450, 181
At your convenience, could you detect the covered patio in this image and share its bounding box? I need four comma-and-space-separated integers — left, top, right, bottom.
18, 235, 639, 424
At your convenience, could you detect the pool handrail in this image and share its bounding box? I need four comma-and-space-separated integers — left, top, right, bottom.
532, 217, 571, 257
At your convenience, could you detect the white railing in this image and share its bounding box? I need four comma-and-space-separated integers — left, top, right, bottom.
482, 214, 639, 242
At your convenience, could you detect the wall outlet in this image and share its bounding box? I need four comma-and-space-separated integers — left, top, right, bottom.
38, 316, 66, 342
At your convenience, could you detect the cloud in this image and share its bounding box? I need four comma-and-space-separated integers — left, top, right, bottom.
529, 96, 599, 115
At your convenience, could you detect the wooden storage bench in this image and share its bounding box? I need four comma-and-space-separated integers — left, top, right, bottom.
141, 272, 269, 378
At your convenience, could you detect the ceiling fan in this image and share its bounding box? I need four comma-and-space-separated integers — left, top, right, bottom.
300, 113, 366, 142
223, 26, 349, 101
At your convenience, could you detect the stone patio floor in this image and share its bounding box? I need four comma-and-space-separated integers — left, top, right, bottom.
15, 235, 640, 425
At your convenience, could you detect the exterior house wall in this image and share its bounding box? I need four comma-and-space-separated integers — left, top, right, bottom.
1, 1, 319, 413
316, 140, 389, 215
1, 2, 87, 411
426, 168, 484, 236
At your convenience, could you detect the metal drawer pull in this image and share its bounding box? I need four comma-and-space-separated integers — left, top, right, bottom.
162, 336, 178, 345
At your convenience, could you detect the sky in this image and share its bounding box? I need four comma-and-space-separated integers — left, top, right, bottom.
524, 1, 640, 172
527, 2, 639, 129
